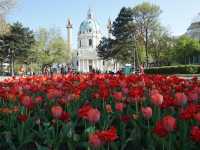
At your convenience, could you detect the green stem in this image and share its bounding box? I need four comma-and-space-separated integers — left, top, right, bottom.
158, 107, 161, 119
168, 134, 171, 150
135, 102, 138, 113
163, 143, 165, 150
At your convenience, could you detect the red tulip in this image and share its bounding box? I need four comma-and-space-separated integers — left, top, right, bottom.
115, 103, 124, 112
51, 105, 63, 119
20, 95, 34, 109
193, 112, 200, 123
190, 126, 200, 142
89, 133, 102, 148
188, 91, 198, 102
78, 104, 93, 119
59, 112, 70, 122
88, 127, 118, 148
112, 92, 123, 101
35, 96, 43, 104
162, 115, 176, 132
175, 92, 187, 106
98, 127, 118, 142
153, 120, 168, 137
87, 108, 101, 123
141, 107, 152, 119
151, 93, 163, 106
17, 114, 28, 123
150, 89, 159, 95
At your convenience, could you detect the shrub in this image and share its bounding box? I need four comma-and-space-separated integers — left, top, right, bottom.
144, 65, 200, 74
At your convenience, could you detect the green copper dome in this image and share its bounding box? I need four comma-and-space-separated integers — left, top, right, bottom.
79, 9, 100, 34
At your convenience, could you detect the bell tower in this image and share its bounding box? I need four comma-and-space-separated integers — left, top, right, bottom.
107, 17, 112, 39
66, 18, 73, 51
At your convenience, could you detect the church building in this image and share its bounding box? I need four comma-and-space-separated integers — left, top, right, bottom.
66, 9, 121, 73
187, 13, 200, 40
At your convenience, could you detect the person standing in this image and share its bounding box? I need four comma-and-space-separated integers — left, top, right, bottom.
140, 65, 144, 75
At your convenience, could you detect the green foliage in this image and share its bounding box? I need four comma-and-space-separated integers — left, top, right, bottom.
98, 7, 138, 64
97, 37, 114, 60
132, 2, 162, 64
34, 27, 70, 68
145, 65, 200, 74
0, 22, 35, 73
97, 2, 168, 66
149, 26, 174, 64
171, 35, 200, 64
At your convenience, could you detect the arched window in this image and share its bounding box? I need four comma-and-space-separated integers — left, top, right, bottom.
89, 39, 92, 47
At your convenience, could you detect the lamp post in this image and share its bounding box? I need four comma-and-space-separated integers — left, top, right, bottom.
8, 48, 14, 76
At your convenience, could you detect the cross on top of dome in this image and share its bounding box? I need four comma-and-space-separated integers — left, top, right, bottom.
79, 8, 100, 34
87, 8, 94, 19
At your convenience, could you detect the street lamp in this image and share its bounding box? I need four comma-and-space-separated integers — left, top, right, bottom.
8, 48, 14, 76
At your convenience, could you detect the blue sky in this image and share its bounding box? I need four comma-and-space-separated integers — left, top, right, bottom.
6, 0, 200, 48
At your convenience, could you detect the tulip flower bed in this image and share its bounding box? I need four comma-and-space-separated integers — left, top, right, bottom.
0, 74, 200, 150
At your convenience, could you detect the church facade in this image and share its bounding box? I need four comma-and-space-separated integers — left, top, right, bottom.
66, 9, 121, 73
186, 13, 200, 40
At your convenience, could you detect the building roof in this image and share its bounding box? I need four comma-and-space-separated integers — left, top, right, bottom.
79, 9, 100, 34
192, 13, 200, 24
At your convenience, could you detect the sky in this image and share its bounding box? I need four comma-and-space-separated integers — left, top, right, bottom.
6, 0, 200, 48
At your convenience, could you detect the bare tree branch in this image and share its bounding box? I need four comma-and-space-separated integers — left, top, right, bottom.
0, 0, 16, 16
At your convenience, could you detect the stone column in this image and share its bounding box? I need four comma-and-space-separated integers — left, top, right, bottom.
78, 59, 80, 72
66, 18, 72, 51
87, 59, 89, 72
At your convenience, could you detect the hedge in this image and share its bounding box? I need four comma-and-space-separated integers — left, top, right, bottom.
144, 65, 200, 74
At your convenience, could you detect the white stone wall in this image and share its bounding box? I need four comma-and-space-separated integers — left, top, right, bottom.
78, 32, 101, 49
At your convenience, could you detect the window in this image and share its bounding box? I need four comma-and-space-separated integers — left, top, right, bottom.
89, 39, 92, 47
89, 29, 92, 32
79, 40, 81, 48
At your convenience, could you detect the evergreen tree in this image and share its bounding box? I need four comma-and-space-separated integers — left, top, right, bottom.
0, 22, 35, 74
97, 7, 137, 64
97, 37, 114, 60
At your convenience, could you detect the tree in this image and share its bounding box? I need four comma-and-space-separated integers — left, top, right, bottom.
171, 35, 200, 64
97, 37, 114, 60
97, 3, 170, 68
132, 2, 161, 66
148, 26, 174, 66
34, 27, 70, 72
0, 0, 16, 36
0, 22, 35, 75
98, 7, 138, 64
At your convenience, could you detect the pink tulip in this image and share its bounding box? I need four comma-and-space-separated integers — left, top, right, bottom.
141, 107, 152, 119
115, 103, 124, 112
175, 92, 187, 106
89, 134, 102, 148
151, 93, 163, 106
162, 115, 176, 132
87, 108, 101, 123
51, 106, 63, 119
194, 112, 200, 123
